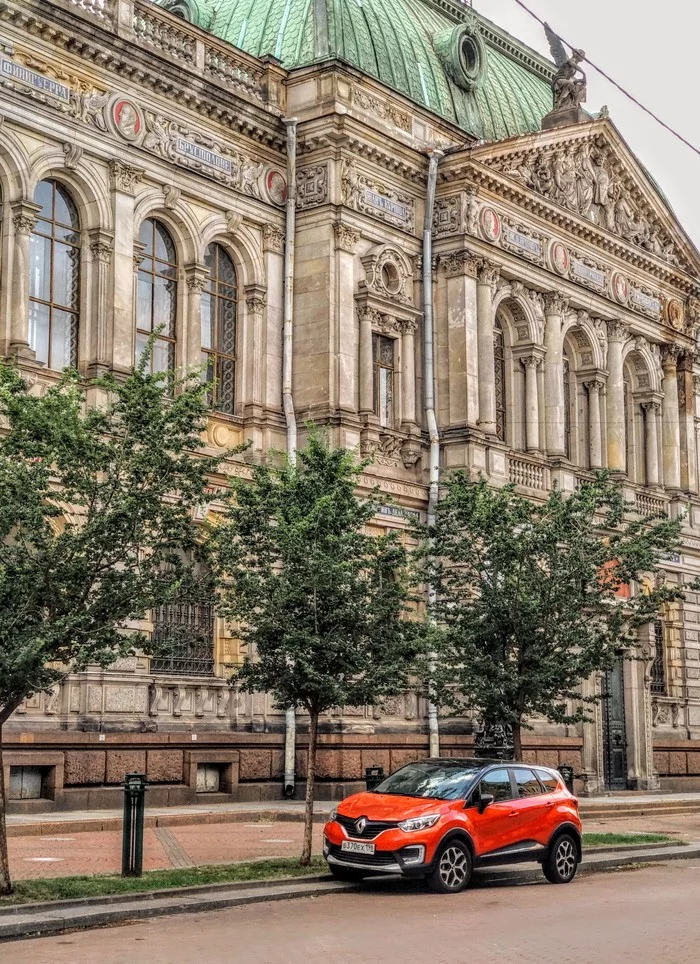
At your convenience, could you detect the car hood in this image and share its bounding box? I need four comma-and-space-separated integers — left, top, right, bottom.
335, 792, 456, 820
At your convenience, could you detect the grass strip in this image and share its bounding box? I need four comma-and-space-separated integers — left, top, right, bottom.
0, 856, 326, 907
583, 832, 675, 847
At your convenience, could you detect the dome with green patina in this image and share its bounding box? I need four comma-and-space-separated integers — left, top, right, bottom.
156, 0, 554, 142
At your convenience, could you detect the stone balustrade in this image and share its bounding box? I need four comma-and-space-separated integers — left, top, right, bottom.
508, 454, 549, 491
45, 0, 283, 109
635, 490, 669, 517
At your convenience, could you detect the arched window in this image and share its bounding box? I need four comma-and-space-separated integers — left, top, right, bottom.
563, 356, 572, 460
651, 619, 666, 696
202, 243, 237, 415
29, 179, 80, 369
136, 219, 177, 372
494, 319, 506, 442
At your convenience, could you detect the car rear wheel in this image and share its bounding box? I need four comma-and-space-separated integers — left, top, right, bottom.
543, 834, 579, 884
329, 865, 366, 883
426, 839, 473, 894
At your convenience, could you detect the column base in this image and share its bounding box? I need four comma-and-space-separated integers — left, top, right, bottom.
8, 342, 38, 363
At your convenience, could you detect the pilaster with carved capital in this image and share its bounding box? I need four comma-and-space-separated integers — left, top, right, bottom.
661, 344, 682, 488
543, 292, 569, 316
183, 263, 210, 369
262, 223, 284, 254
661, 343, 682, 371
109, 160, 144, 195
88, 229, 115, 371
333, 222, 360, 253
520, 353, 543, 452
585, 377, 606, 469
9, 199, 43, 360
244, 284, 267, 410
476, 261, 498, 434
477, 259, 500, 289
442, 250, 479, 279
606, 319, 631, 344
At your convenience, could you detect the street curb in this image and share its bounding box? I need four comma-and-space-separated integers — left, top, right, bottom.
2, 844, 700, 943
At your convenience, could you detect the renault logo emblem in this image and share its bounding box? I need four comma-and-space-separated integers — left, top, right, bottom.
355, 817, 367, 834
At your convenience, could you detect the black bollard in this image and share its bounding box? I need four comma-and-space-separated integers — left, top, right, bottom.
122, 772, 148, 877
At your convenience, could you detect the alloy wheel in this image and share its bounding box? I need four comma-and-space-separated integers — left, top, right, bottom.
438, 845, 469, 889
555, 838, 576, 879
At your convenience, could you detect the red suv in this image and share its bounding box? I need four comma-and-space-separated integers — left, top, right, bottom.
323, 758, 582, 893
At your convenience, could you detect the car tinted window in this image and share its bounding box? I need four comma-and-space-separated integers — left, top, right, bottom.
480, 768, 513, 803
513, 767, 542, 798
374, 762, 482, 800
534, 768, 560, 793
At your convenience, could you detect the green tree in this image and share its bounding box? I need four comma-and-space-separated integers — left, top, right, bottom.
214, 434, 420, 865
424, 472, 683, 759
0, 359, 218, 895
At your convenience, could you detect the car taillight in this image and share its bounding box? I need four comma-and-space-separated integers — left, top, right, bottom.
571, 797, 579, 810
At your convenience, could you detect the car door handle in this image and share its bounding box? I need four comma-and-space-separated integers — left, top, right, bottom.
508, 811, 520, 818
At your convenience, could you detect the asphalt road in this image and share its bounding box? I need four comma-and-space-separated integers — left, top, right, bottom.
7, 860, 700, 964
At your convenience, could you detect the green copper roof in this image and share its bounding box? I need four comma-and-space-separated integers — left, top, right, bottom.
157, 0, 554, 141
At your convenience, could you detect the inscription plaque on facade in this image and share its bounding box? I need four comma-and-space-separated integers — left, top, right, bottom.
364, 189, 409, 222
0, 57, 70, 102
176, 138, 232, 174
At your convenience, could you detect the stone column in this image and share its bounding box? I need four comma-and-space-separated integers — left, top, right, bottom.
584, 378, 605, 470
358, 305, 378, 416
476, 260, 500, 436
263, 225, 284, 413
9, 199, 42, 360
399, 319, 417, 429
184, 263, 208, 372
521, 354, 541, 452
86, 230, 114, 374
641, 401, 661, 488
443, 251, 479, 428
661, 345, 681, 491
678, 351, 698, 494
334, 224, 359, 415
244, 284, 267, 416
605, 320, 630, 472
543, 293, 569, 457
695, 375, 700, 492
109, 161, 144, 372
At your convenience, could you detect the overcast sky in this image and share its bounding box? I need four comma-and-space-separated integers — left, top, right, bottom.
473, 0, 700, 251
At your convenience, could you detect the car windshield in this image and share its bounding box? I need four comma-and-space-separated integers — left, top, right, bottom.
373, 762, 481, 800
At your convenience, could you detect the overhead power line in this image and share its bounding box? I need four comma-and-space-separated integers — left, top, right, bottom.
509, 0, 700, 160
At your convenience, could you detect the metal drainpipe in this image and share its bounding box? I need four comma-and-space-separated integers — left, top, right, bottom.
282, 117, 298, 798
423, 149, 443, 759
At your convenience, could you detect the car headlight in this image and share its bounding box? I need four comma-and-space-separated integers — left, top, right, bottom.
329, 808, 338, 822
398, 814, 440, 833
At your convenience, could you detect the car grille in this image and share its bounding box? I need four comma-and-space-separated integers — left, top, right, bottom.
328, 843, 397, 867
335, 814, 399, 840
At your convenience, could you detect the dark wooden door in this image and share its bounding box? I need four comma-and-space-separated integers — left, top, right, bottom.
602, 661, 627, 790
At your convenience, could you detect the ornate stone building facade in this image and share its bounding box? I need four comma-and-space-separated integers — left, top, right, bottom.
2, 0, 700, 807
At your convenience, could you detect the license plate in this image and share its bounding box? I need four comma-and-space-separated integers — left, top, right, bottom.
341, 840, 375, 855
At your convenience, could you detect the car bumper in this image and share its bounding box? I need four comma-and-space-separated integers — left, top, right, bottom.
323, 824, 434, 877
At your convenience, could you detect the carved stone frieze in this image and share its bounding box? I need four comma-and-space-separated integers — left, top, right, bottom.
351, 87, 412, 133
297, 163, 329, 209
341, 159, 415, 232
487, 139, 684, 269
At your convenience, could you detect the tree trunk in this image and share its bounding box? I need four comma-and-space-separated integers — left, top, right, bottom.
512, 721, 523, 761
300, 710, 319, 866
0, 725, 12, 896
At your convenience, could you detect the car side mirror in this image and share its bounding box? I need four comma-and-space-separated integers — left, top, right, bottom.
477, 793, 495, 815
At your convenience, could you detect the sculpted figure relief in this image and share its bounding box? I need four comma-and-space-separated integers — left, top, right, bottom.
545, 25, 587, 111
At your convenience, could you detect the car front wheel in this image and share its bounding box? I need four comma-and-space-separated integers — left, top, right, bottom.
543, 834, 579, 884
426, 839, 473, 894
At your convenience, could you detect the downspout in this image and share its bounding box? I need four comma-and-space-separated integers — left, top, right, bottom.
282, 118, 298, 798
423, 149, 443, 759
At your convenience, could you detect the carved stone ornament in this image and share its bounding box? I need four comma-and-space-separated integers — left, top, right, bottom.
109, 160, 144, 194
433, 194, 462, 238
341, 159, 415, 231
501, 219, 546, 263
351, 86, 412, 133
441, 250, 479, 279
661, 343, 682, 370
666, 298, 684, 332
163, 184, 181, 210
63, 142, 83, 170
543, 292, 569, 315
297, 163, 329, 210
549, 240, 570, 276
545, 28, 587, 112
225, 210, 243, 236
90, 236, 113, 265
108, 97, 145, 142
360, 245, 413, 306
334, 222, 360, 253
479, 206, 501, 242
263, 224, 284, 253
611, 271, 630, 306
477, 260, 500, 288
606, 319, 631, 343
487, 140, 682, 268
12, 208, 38, 237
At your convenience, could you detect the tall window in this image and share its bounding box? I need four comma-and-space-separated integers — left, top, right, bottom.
29, 179, 80, 369
494, 320, 506, 442
136, 219, 177, 372
623, 378, 632, 476
373, 334, 395, 428
651, 620, 666, 696
563, 356, 571, 459
151, 592, 215, 678
202, 243, 237, 415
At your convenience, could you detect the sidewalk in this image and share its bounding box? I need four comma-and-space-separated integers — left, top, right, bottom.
7, 793, 700, 881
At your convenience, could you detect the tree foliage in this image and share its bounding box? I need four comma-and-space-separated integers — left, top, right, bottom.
424, 472, 683, 756
214, 433, 420, 863
0, 358, 217, 894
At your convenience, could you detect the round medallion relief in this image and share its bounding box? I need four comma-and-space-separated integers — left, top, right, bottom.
549, 241, 569, 276
480, 207, 501, 243
111, 98, 143, 141
666, 298, 684, 331
265, 169, 288, 206
611, 271, 630, 305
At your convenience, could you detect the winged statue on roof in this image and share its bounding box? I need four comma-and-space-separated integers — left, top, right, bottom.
545, 23, 587, 111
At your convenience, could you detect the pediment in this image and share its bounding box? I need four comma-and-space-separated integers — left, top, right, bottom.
473, 119, 699, 279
